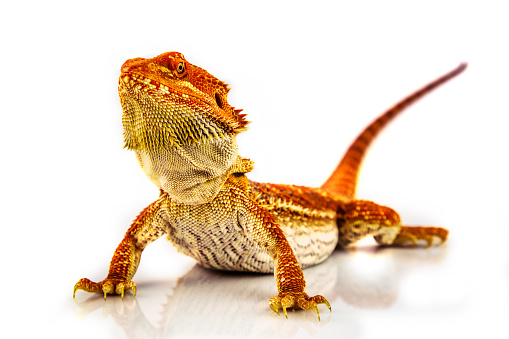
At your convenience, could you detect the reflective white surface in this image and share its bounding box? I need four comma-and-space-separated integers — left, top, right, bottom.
2, 0, 508, 338
71, 242, 506, 339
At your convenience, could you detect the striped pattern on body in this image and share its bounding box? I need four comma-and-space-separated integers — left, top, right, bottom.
163, 180, 342, 273
321, 63, 467, 200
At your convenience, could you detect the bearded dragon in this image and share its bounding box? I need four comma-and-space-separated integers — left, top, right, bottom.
73, 51, 466, 319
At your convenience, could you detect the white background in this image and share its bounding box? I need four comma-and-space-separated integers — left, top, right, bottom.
1, 0, 508, 338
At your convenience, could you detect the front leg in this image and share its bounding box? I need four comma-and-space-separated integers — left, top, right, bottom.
74, 193, 167, 300
238, 194, 331, 320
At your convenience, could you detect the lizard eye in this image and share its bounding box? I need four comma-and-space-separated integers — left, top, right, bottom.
176, 62, 185, 74
166, 53, 187, 77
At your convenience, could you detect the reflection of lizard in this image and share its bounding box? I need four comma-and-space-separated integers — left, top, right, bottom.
73, 52, 466, 319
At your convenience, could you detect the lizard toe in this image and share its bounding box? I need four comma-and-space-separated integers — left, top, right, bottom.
73, 278, 136, 300
269, 292, 331, 321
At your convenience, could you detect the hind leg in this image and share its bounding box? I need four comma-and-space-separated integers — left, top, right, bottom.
337, 200, 401, 247
337, 200, 448, 248
388, 226, 448, 247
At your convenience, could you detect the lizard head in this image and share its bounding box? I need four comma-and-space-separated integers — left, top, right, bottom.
118, 51, 248, 151
118, 52, 250, 204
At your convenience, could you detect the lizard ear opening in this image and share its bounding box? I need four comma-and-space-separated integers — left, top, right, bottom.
215, 92, 223, 109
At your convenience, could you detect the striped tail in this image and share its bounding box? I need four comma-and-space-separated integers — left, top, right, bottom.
321, 63, 467, 200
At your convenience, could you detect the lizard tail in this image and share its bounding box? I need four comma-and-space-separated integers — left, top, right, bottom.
321, 63, 467, 200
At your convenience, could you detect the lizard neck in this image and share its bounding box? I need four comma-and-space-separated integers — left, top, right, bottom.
135, 135, 241, 205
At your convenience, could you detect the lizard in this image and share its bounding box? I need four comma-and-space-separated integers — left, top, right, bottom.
73, 51, 466, 320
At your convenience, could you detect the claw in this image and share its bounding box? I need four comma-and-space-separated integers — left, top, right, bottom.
312, 295, 332, 313
117, 285, 125, 300
270, 303, 280, 316
282, 305, 288, 319
324, 299, 332, 312
313, 306, 320, 321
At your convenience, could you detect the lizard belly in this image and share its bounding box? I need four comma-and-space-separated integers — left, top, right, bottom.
163, 201, 338, 274
279, 217, 338, 269
164, 203, 274, 273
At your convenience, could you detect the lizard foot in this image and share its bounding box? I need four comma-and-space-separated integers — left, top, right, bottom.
73, 278, 136, 300
269, 293, 331, 321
